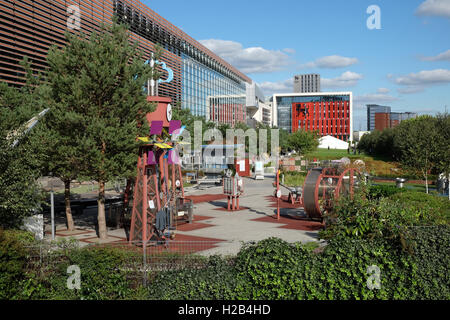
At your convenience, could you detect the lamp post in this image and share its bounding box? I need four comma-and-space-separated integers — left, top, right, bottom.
49, 177, 55, 241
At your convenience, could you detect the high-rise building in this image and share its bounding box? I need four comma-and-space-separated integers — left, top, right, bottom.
294, 74, 321, 93
374, 111, 418, 131
273, 92, 353, 142
367, 104, 391, 131
0, 0, 255, 127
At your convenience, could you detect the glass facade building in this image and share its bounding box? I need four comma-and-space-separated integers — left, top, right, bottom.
182, 53, 246, 125
0, 0, 252, 126
366, 104, 391, 131
273, 92, 353, 142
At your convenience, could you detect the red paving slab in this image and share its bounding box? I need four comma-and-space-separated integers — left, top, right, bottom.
252, 214, 323, 232
185, 194, 227, 204
144, 234, 225, 254
264, 195, 303, 209
175, 215, 215, 231
176, 221, 214, 232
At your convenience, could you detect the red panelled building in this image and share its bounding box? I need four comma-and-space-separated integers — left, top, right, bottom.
273, 92, 353, 142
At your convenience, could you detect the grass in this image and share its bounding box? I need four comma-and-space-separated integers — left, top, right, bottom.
282, 172, 307, 187
372, 180, 438, 194
302, 148, 405, 178
304, 148, 391, 162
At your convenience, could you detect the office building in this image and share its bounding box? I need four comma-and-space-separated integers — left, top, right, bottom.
272, 92, 353, 142
294, 74, 321, 93
0, 0, 254, 127
366, 104, 391, 131
374, 111, 418, 131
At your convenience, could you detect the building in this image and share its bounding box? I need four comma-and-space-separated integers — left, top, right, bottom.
374, 111, 418, 131
375, 112, 390, 131
0, 0, 254, 127
244, 82, 272, 128
294, 74, 321, 93
272, 92, 353, 142
366, 104, 391, 131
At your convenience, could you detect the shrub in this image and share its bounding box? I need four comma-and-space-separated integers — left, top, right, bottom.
235, 238, 314, 300
0, 229, 35, 299
45, 246, 142, 300
402, 226, 450, 299
147, 255, 238, 300
368, 184, 406, 199
234, 237, 424, 300
389, 191, 450, 226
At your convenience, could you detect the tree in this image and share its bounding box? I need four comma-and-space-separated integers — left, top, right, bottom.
45, 23, 155, 239
0, 60, 47, 228
35, 89, 89, 231
393, 116, 439, 194
435, 113, 450, 199
285, 129, 319, 155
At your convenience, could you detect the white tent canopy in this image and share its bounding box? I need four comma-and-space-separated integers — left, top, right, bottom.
318, 135, 349, 150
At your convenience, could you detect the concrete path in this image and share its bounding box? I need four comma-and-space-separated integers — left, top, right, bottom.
44, 174, 321, 255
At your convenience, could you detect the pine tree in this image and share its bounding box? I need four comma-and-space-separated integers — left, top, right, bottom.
45, 23, 155, 239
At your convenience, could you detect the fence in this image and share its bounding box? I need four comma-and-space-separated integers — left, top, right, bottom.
21, 238, 244, 288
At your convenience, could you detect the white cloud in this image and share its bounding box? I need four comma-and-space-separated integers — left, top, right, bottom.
321, 71, 363, 88
395, 69, 450, 85
199, 39, 292, 74
377, 87, 390, 94
421, 49, 450, 61
354, 93, 399, 104
302, 55, 359, 69
258, 78, 293, 95
397, 86, 425, 94
416, 0, 450, 18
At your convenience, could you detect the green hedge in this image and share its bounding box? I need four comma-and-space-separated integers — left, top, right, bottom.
1, 229, 449, 300
147, 256, 238, 300
0, 229, 34, 299
368, 184, 406, 199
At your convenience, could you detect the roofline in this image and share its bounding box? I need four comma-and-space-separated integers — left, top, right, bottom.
273, 92, 352, 97
126, 0, 252, 84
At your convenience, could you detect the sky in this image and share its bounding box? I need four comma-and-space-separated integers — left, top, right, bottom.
141, 0, 450, 130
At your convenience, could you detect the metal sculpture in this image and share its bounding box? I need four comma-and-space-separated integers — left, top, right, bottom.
127, 115, 193, 244
127, 56, 193, 244
274, 161, 364, 222
223, 170, 244, 211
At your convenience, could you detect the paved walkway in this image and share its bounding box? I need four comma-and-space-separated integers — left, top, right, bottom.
44, 175, 322, 255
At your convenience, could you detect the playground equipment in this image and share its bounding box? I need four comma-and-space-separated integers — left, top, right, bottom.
275, 160, 365, 221
126, 55, 195, 244
126, 97, 193, 244
223, 169, 244, 211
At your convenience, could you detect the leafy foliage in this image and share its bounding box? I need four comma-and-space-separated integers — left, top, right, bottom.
147, 256, 238, 300
368, 184, 406, 199
285, 129, 319, 155
0, 61, 47, 228
0, 229, 35, 299
358, 114, 450, 192
44, 23, 156, 238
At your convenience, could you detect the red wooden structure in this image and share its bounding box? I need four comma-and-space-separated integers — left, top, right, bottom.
128, 97, 191, 244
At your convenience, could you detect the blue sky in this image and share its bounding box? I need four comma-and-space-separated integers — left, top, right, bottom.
142, 0, 450, 130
